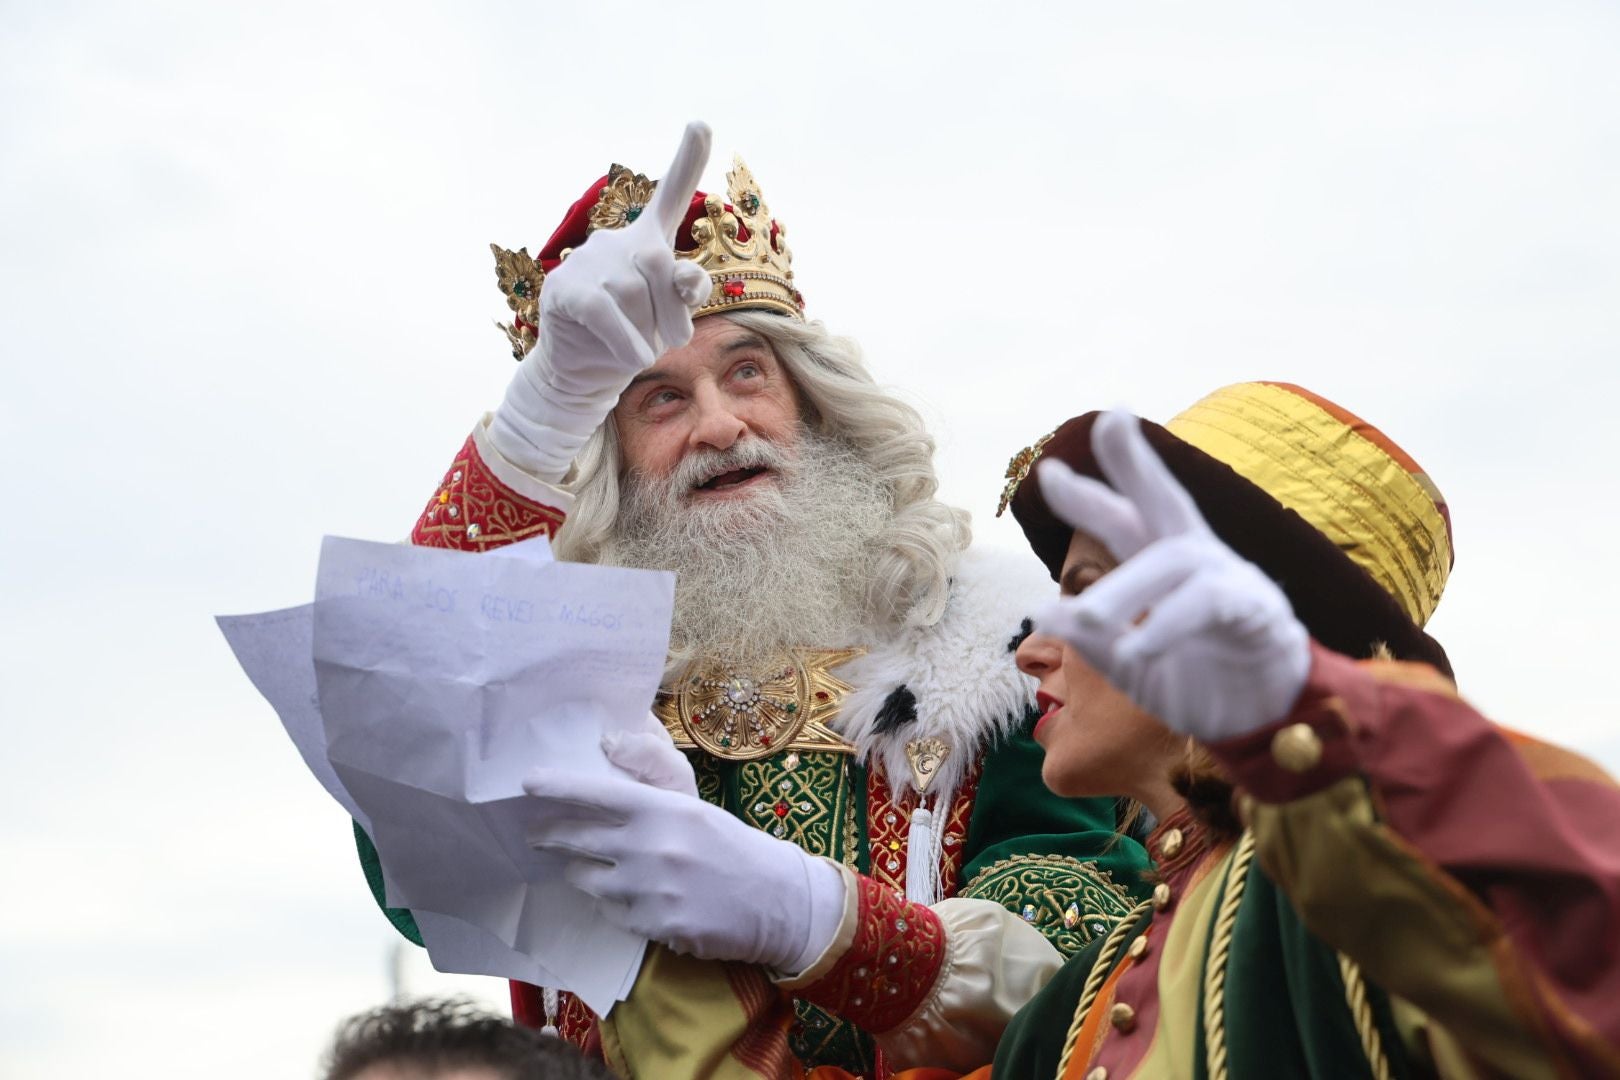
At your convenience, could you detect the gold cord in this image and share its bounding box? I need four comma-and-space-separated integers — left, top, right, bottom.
1202, 831, 1258, 1080
1053, 899, 1153, 1078
1337, 953, 1393, 1080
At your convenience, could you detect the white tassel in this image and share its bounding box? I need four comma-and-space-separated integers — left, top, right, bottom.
540, 986, 560, 1038
905, 800, 938, 905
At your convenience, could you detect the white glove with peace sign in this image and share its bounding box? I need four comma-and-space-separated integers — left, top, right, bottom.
489, 122, 716, 482
1033, 410, 1311, 743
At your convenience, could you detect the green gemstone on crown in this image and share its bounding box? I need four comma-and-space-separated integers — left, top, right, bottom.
625, 205, 643, 223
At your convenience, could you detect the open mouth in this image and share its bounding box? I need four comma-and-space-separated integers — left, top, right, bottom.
694, 466, 769, 493
1033, 691, 1065, 740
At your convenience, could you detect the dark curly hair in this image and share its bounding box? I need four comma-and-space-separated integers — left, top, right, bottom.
321, 997, 614, 1080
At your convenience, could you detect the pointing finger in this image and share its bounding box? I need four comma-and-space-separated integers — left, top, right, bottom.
645, 121, 713, 245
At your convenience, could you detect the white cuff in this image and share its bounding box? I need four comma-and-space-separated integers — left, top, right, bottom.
472, 414, 576, 515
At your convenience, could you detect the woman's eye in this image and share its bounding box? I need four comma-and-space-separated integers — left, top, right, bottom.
648, 390, 679, 407
736, 362, 762, 379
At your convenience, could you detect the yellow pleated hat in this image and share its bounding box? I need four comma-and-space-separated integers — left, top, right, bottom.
1164, 382, 1452, 627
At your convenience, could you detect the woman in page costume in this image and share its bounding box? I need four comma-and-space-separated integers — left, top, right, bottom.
598, 381, 1620, 1079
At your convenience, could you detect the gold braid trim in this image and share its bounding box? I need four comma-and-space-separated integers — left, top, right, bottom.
1202, 831, 1258, 1080
1338, 952, 1394, 1080
1054, 899, 1153, 1079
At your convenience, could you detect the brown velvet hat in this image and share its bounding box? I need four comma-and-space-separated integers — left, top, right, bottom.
1002, 383, 1454, 678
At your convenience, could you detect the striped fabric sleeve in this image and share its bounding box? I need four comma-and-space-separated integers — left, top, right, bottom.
1207, 641, 1620, 1078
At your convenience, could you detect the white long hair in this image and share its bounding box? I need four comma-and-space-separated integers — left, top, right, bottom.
553, 311, 972, 634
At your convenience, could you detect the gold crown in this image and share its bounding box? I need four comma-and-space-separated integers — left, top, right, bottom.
491, 155, 803, 360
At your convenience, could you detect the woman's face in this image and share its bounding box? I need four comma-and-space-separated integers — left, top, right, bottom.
1015, 530, 1182, 800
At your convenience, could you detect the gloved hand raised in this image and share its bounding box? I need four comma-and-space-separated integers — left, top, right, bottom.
1033, 410, 1311, 743
489, 121, 716, 482
525, 767, 845, 975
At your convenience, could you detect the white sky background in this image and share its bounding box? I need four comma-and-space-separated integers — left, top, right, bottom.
3, 1, 1618, 1075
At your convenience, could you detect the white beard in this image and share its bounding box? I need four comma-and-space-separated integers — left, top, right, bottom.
600, 428, 892, 675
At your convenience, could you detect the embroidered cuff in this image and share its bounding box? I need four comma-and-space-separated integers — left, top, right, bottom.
788, 872, 946, 1034
411, 424, 568, 550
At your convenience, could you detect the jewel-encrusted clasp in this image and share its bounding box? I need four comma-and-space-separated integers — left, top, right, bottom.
655, 648, 863, 761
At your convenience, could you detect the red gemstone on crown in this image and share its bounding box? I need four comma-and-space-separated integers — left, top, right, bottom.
773, 801, 789, 817
815, 691, 829, 701
760, 735, 771, 746
722, 280, 746, 298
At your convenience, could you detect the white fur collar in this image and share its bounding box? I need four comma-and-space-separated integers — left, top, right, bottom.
833, 545, 1054, 805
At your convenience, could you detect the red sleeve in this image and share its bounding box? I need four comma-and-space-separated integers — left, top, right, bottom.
1208, 641, 1620, 1075
795, 874, 948, 1034
410, 432, 566, 550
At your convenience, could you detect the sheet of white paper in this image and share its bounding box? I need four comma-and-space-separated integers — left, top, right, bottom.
310, 533, 674, 1013
217, 601, 567, 991
217, 533, 674, 1014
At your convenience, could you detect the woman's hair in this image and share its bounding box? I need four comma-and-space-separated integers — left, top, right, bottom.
554, 311, 972, 629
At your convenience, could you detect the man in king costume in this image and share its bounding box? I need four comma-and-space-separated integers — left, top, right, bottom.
354, 124, 1151, 1076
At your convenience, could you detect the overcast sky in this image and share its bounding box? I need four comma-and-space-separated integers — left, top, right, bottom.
4, 2, 1619, 1076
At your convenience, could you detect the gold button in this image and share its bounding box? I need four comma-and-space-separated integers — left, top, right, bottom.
1126, 935, 1150, 961
1159, 827, 1184, 859
1152, 882, 1173, 911
1272, 722, 1323, 773
1109, 1002, 1137, 1032
1086, 1069, 1108, 1080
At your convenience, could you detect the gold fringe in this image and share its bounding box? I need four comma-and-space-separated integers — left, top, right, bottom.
1202, 831, 1258, 1080
1054, 899, 1152, 1079
1337, 952, 1393, 1080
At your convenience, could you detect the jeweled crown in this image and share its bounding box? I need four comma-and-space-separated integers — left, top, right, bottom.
492, 155, 804, 360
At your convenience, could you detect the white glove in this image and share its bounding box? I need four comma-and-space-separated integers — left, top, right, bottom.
488, 121, 717, 482
1033, 410, 1311, 743
524, 768, 846, 974
601, 712, 698, 799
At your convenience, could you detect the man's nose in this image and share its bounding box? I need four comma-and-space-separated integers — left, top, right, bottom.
688, 388, 748, 452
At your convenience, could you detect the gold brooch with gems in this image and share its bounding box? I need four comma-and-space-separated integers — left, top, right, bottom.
489, 245, 545, 361
996, 429, 1057, 517
588, 164, 656, 231
655, 648, 862, 761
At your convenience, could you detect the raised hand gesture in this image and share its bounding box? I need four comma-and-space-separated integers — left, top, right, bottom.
1034, 411, 1311, 743
491, 122, 716, 481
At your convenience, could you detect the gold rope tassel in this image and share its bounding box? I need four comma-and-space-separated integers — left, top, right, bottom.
1337, 953, 1394, 1080
1054, 899, 1153, 1079
1202, 831, 1258, 1080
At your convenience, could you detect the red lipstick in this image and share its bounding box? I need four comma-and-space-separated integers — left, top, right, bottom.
1033, 691, 1064, 740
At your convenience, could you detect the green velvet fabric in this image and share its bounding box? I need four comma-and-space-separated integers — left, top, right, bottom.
993, 848, 1411, 1079
354, 819, 423, 947
1219, 864, 1412, 1080
959, 706, 1154, 954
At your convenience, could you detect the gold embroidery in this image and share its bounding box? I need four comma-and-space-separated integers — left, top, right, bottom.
960, 853, 1137, 957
